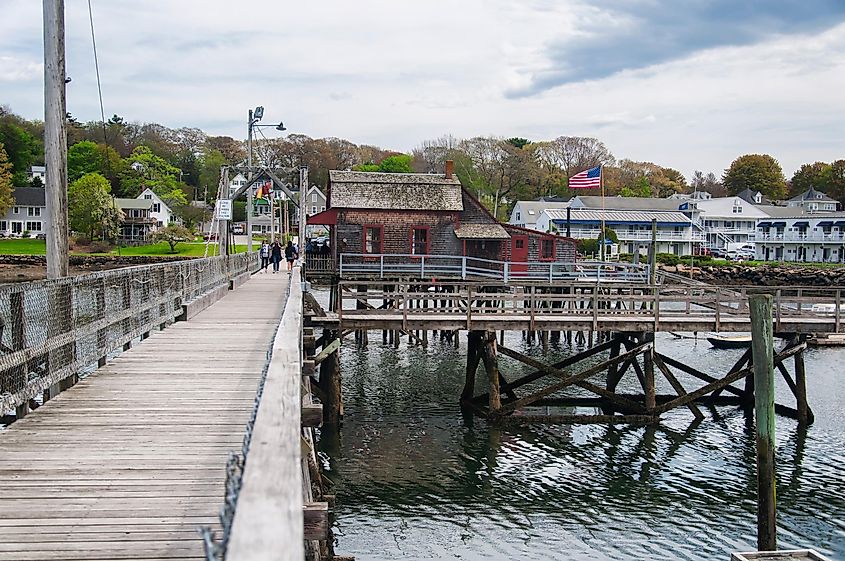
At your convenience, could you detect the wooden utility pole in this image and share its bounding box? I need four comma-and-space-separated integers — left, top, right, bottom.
43, 0, 69, 278
749, 294, 777, 551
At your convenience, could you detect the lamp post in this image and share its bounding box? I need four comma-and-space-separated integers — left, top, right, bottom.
246, 106, 286, 252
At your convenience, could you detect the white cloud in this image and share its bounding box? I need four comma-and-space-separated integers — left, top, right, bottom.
0, 0, 843, 180
0, 56, 41, 82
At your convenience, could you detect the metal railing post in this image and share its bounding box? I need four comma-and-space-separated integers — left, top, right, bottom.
421, 255, 425, 277
461, 257, 467, 280
504, 262, 509, 283
379, 255, 384, 277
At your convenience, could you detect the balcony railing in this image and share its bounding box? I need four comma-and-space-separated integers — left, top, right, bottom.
565, 229, 705, 242
757, 232, 845, 243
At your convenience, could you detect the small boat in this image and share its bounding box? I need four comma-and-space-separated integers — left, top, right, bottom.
707, 334, 752, 349
807, 333, 845, 347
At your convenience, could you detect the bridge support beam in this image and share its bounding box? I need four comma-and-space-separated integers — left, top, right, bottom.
319, 329, 343, 427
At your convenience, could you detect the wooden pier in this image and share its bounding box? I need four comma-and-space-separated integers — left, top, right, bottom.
0, 272, 288, 561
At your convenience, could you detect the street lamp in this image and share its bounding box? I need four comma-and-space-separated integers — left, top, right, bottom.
246, 106, 286, 251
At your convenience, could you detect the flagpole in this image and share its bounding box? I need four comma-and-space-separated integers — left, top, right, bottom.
600, 165, 606, 262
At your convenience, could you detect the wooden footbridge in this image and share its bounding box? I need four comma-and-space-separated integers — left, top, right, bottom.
0, 253, 840, 559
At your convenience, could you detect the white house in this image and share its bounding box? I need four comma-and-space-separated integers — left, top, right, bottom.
137, 188, 176, 229
755, 212, 845, 262
1, 187, 46, 237
688, 196, 770, 250
228, 173, 248, 198
786, 188, 839, 213
537, 208, 703, 256
29, 165, 46, 184
305, 185, 327, 217
509, 200, 570, 230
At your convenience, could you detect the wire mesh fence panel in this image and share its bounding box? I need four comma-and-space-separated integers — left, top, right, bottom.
0, 253, 258, 414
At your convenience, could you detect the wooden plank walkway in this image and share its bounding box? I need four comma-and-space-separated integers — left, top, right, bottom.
0, 271, 290, 561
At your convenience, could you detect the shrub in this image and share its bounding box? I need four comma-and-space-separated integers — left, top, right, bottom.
656, 253, 679, 266
74, 235, 91, 246
90, 240, 112, 253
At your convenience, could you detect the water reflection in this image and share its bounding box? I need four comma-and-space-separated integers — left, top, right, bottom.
319, 331, 845, 561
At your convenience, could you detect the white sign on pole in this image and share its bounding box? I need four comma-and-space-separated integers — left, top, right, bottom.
215, 199, 233, 220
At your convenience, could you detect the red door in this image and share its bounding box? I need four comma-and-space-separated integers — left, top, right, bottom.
511, 235, 528, 273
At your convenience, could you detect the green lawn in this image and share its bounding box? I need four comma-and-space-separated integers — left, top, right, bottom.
0, 239, 47, 254
0, 239, 248, 257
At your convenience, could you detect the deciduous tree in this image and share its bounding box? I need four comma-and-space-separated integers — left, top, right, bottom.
0, 143, 14, 215
723, 154, 787, 200
68, 172, 121, 240
151, 223, 193, 253
790, 162, 831, 196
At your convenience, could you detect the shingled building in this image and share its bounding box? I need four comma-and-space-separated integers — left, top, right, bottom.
308, 162, 575, 268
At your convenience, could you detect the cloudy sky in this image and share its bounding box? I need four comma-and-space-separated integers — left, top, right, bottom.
2, 0, 844, 179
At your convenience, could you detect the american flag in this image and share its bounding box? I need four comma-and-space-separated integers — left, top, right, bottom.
568, 165, 601, 189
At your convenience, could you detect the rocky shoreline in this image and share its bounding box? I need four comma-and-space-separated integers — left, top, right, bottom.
661, 264, 845, 286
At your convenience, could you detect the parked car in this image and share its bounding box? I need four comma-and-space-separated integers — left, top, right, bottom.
693, 246, 711, 256
710, 247, 727, 259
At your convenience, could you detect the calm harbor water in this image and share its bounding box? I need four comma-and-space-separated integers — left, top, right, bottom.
318, 330, 845, 561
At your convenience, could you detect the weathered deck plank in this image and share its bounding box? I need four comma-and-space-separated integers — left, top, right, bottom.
0, 272, 289, 561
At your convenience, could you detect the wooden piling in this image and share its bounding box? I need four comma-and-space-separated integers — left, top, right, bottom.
319, 329, 343, 426
793, 334, 811, 424
462, 331, 483, 402
749, 294, 777, 552
481, 331, 501, 414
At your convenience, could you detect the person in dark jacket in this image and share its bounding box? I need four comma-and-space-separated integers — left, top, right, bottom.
284, 240, 298, 272
270, 241, 282, 273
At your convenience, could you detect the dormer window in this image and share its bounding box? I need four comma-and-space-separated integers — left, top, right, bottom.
732, 204, 742, 214
515, 212, 521, 221
754, 193, 761, 203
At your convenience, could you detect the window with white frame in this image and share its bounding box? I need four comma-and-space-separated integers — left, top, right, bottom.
0, 221, 6, 231
311, 206, 317, 214
12, 207, 19, 214
152, 203, 160, 213
25, 221, 42, 231
312, 193, 318, 202
732, 204, 742, 213
27, 207, 41, 217
144, 194, 152, 199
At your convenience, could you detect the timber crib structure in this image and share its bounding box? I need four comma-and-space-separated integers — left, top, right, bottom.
310, 275, 842, 426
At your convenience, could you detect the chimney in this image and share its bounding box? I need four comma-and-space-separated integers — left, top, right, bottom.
445, 160, 454, 179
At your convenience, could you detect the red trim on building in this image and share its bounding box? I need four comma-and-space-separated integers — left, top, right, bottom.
362, 224, 384, 254
409, 225, 431, 256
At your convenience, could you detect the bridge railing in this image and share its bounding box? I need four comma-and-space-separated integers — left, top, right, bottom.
225, 265, 304, 560
0, 252, 258, 415
338, 253, 651, 283
338, 281, 845, 332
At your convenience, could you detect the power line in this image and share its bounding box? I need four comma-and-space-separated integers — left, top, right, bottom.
86, 0, 109, 151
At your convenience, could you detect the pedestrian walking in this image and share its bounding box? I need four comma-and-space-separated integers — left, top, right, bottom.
285, 240, 298, 273
270, 240, 282, 273
259, 241, 270, 273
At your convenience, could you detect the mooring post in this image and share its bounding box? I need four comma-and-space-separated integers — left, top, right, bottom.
749, 294, 777, 551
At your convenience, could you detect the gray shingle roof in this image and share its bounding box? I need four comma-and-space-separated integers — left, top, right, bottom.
329, 170, 463, 211
788, 187, 837, 203
12, 187, 45, 207
758, 206, 807, 217
454, 223, 510, 239
115, 198, 153, 210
